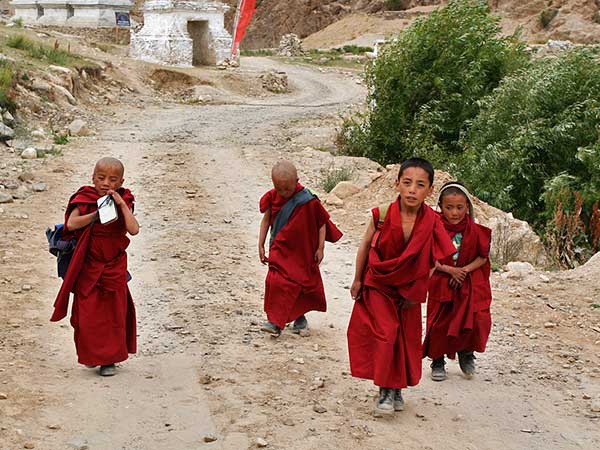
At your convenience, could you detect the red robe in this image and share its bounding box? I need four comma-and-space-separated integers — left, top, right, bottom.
423, 214, 492, 360
260, 183, 342, 329
51, 186, 137, 366
347, 198, 455, 388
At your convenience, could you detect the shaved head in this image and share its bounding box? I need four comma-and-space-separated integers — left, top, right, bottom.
271, 160, 297, 182
94, 157, 124, 178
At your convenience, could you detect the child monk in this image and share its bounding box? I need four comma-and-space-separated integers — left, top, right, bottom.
347, 157, 455, 417
258, 160, 342, 336
423, 182, 492, 381
51, 157, 139, 377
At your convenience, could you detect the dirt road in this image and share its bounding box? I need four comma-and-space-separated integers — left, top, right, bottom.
1, 58, 598, 450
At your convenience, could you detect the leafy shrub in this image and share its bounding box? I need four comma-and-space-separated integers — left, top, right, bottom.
384, 0, 411, 11
339, 0, 528, 165
321, 166, 354, 193
0, 61, 16, 112
53, 133, 69, 145
459, 49, 600, 266
540, 8, 559, 28
7, 34, 32, 50
14, 17, 24, 28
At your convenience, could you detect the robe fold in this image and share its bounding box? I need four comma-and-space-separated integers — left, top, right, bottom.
51, 186, 137, 366
423, 214, 492, 360
347, 198, 455, 388
260, 183, 342, 329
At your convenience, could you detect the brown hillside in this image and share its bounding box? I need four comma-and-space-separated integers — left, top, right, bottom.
129, 1, 600, 49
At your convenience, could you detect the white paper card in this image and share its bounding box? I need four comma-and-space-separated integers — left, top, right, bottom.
97, 195, 118, 224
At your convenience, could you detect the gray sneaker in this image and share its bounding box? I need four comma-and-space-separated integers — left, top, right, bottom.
431, 357, 447, 382
458, 351, 476, 378
291, 315, 308, 334
373, 388, 394, 417
99, 364, 116, 377
261, 321, 281, 336
393, 388, 405, 411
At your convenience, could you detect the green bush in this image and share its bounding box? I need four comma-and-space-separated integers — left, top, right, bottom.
0, 61, 16, 112
540, 8, 559, 28
459, 49, 600, 266
339, 0, 529, 165
321, 166, 354, 193
7, 34, 33, 50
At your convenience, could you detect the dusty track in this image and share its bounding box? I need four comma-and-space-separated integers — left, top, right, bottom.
0, 58, 598, 450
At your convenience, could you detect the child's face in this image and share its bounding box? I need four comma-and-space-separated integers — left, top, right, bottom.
441, 193, 469, 224
92, 165, 123, 196
395, 167, 433, 209
272, 175, 297, 199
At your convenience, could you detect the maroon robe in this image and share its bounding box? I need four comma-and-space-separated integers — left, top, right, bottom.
260, 184, 342, 329
423, 214, 492, 359
51, 186, 137, 366
347, 198, 455, 388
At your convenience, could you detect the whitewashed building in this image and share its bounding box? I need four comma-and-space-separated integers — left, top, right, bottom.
129, 0, 233, 67
10, 0, 132, 27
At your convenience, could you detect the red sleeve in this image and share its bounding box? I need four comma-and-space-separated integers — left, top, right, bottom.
431, 214, 456, 263
476, 224, 492, 258
371, 207, 380, 227
313, 199, 343, 243
313, 199, 330, 229
259, 190, 274, 213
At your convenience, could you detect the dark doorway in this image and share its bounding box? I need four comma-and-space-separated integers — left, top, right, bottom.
187, 21, 212, 66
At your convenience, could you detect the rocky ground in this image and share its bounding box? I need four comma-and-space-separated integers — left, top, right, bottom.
0, 34, 599, 450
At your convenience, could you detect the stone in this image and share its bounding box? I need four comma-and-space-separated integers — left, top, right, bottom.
21, 148, 37, 159
0, 123, 14, 140
540, 274, 550, 282
22, 284, 32, 291
130, 1, 234, 67
544, 322, 557, 329
18, 172, 34, 182
2, 111, 15, 126
324, 193, 344, 207
52, 84, 77, 105
591, 400, 600, 413
24, 443, 34, 449
0, 193, 14, 204
0, 393, 7, 399
256, 437, 268, 447
278, 33, 303, 57
313, 404, 327, 413
31, 80, 52, 93
505, 261, 535, 273
330, 181, 360, 199
31, 129, 45, 139
260, 71, 288, 93
203, 434, 218, 443
68, 119, 89, 137
32, 183, 48, 192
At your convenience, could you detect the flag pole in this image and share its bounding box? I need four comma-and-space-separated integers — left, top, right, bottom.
231, 0, 243, 58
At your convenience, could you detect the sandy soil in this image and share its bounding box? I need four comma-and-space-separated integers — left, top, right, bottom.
1, 57, 599, 450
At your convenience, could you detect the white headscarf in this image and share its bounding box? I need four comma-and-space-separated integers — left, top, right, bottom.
437, 182, 475, 218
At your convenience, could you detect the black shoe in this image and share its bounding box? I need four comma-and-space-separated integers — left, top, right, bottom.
291, 315, 308, 334
458, 351, 476, 378
393, 388, 404, 411
99, 364, 116, 377
430, 357, 447, 382
373, 388, 394, 417
261, 321, 281, 336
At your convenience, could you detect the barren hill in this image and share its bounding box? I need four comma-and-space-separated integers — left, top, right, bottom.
134, 0, 600, 49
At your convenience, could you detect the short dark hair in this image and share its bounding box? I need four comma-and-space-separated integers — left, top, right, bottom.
398, 157, 434, 185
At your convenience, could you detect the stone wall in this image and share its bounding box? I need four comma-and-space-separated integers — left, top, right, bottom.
11, 0, 133, 27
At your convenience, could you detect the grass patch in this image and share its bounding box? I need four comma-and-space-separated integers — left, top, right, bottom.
53, 133, 69, 145
13, 17, 24, 28
0, 60, 16, 112
7, 34, 77, 66
591, 303, 600, 309
320, 166, 354, 193
241, 48, 275, 56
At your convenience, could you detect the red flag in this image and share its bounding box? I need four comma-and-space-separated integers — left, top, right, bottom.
232, 0, 257, 56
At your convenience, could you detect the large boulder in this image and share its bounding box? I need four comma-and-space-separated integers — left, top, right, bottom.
0, 123, 14, 141
278, 33, 304, 57
330, 181, 361, 199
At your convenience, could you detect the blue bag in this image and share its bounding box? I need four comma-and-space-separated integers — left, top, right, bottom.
45, 224, 76, 279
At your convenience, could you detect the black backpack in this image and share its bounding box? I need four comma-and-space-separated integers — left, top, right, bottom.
45, 224, 76, 279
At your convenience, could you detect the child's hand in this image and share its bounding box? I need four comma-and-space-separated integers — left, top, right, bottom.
107, 189, 126, 207
259, 246, 268, 265
449, 277, 462, 289
314, 247, 324, 265
350, 280, 362, 301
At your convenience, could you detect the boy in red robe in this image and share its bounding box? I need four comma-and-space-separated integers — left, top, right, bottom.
423, 182, 492, 381
258, 161, 342, 336
347, 158, 455, 417
51, 157, 139, 377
